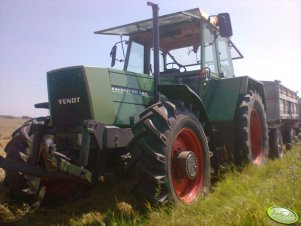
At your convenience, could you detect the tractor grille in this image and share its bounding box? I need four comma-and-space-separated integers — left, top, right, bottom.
47, 67, 92, 127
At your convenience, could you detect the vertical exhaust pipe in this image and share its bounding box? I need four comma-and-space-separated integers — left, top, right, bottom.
147, 2, 160, 102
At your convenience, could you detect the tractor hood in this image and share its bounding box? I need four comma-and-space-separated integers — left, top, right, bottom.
47, 66, 153, 128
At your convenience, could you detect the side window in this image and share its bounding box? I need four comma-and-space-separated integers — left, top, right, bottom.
127, 42, 144, 74
205, 45, 217, 74
217, 38, 234, 77
204, 27, 218, 74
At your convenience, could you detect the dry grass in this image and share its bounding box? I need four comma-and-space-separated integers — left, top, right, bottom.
0, 117, 27, 224
0, 117, 27, 187
0, 117, 26, 155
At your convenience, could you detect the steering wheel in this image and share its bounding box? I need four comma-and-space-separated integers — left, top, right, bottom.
165, 62, 187, 72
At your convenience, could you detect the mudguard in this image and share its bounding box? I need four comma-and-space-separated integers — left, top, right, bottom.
203, 76, 266, 122
159, 84, 211, 127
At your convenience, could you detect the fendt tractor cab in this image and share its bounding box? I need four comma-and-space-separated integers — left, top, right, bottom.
0, 3, 268, 206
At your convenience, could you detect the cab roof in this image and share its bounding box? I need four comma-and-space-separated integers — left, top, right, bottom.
94, 8, 210, 36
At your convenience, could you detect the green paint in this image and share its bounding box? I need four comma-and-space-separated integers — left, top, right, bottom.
113, 102, 146, 126
203, 77, 242, 121
109, 69, 153, 92
203, 76, 265, 122
84, 67, 115, 124
85, 67, 153, 126
47, 66, 154, 128
159, 73, 263, 123
267, 206, 299, 224
108, 69, 153, 126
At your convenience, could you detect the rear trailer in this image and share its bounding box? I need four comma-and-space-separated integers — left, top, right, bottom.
262, 80, 300, 153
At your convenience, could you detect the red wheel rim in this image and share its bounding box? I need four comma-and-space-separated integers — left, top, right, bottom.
171, 128, 204, 204
250, 109, 263, 164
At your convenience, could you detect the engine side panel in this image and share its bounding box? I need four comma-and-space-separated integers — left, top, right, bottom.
84, 67, 115, 124
108, 69, 153, 126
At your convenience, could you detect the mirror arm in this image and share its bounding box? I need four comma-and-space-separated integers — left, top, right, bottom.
110, 39, 128, 67
120, 35, 126, 59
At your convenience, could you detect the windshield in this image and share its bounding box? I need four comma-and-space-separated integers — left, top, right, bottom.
165, 46, 201, 71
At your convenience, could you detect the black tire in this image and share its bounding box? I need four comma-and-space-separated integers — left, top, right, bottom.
4, 119, 81, 206
129, 101, 210, 205
236, 90, 269, 165
297, 126, 301, 143
4, 120, 42, 205
284, 127, 296, 150
269, 128, 283, 159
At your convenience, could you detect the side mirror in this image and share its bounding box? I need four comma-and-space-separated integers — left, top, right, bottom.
217, 13, 233, 37
110, 45, 117, 67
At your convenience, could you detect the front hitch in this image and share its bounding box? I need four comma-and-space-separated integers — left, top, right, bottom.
0, 156, 92, 184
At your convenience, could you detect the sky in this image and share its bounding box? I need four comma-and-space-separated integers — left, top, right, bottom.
0, 0, 300, 117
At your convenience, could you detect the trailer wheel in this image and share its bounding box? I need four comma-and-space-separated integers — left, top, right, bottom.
269, 128, 283, 159
284, 127, 296, 150
129, 101, 210, 205
236, 91, 269, 165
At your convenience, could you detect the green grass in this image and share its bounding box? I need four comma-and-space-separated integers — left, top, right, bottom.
1, 145, 300, 226
144, 145, 301, 226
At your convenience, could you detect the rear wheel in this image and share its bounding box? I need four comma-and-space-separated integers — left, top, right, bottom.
129, 101, 210, 205
269, 128, 283, 159
236, 91, 269, 165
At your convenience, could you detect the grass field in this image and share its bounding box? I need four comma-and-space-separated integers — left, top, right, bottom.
0, 117, 300, 225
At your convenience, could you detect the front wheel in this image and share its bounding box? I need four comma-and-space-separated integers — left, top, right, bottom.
4, 119, 82, 206
4, 119, 44, 205
129, 101, 210, 205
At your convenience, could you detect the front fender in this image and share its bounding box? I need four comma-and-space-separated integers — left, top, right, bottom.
159, 84, 214, 150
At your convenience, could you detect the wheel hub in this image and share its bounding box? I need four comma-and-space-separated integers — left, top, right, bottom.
176, 151, 198, 179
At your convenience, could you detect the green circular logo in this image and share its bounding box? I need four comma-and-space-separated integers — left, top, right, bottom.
267, 206, 299, 224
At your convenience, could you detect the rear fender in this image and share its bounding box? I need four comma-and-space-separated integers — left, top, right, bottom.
201, 76, 266, 166
238, 76, 266, 108
203, 76, 266, 122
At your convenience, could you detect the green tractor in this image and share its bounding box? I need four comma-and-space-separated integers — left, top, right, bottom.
0, 2, 268, 206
